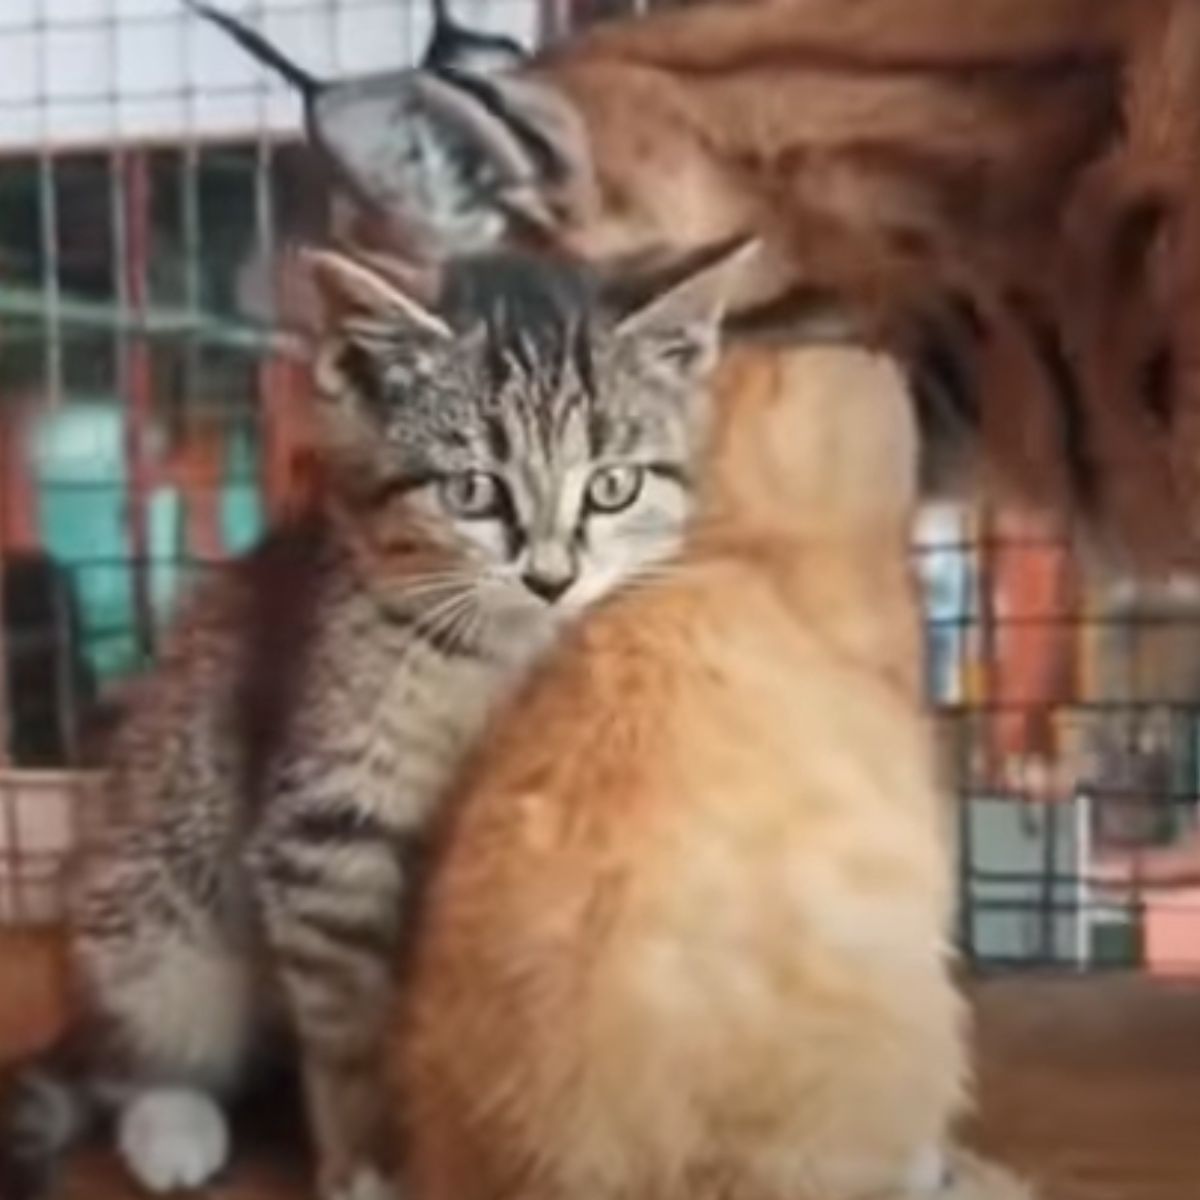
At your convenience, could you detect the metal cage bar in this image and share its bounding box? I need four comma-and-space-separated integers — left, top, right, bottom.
0, 0, 1197, 972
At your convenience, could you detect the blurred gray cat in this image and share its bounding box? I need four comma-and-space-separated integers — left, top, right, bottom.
0, 238, 752, 1200
186, 0, 532, 251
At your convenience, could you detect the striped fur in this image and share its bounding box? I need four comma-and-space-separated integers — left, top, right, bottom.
0, 243, 747, 1200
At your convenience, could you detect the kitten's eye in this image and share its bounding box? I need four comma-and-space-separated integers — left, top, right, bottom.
586, 465, 644, 514
440, 471, 505, 519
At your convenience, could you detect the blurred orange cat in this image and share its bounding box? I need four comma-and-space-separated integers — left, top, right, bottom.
394, 345, 1029, 1200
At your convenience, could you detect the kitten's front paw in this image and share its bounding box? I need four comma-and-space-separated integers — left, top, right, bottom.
327, 1165, 397, 1200
117, 1086, 230, 1193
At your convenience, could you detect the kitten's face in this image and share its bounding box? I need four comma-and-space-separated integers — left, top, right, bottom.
310, 245, 750, 627
333, 311, 701, 620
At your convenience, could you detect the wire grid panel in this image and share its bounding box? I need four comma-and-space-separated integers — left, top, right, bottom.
1, 0, 1199, 971
0, 0, 542, 149
0, 0, 547, 710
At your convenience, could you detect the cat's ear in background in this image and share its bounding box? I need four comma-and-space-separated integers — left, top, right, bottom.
314, 68, 593, 255
613, 237, 762, 378
301, 247, 450, 340
189, 1, 558, 257
421, 0, 531, 76
187, 2, 320, 94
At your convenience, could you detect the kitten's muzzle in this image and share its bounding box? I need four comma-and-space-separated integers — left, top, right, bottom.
520, 567, 576, 604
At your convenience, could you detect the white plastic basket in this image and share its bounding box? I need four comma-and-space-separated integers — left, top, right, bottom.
0, 769, 103, 927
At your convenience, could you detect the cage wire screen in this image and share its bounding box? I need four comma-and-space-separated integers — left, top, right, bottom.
1, 0, 1199, 971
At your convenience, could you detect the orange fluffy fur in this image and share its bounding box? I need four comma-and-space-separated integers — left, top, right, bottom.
394, 346, 1029, 1200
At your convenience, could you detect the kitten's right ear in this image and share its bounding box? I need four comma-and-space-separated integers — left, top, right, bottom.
301, 247, 451, 340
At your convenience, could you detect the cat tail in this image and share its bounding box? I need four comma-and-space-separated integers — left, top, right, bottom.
185, 1, 321, 97
0, 1030, 105, 1200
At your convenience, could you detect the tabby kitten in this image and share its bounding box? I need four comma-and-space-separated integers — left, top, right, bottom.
0, 240, 750, 1200
396, 344, 1032, 1200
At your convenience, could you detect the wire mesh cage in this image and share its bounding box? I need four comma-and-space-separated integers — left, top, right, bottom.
1, 0, 1198, 970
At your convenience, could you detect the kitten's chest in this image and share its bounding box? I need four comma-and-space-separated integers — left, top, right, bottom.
282, 627, 536, 823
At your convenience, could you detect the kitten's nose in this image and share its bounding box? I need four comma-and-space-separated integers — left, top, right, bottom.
521, 568, 576, 604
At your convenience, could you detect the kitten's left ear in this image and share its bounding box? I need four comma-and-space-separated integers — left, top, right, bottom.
301, 247, 451, 340
614, 236, 762, 376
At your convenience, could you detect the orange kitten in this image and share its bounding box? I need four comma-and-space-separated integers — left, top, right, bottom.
395, 345, 1030, 1200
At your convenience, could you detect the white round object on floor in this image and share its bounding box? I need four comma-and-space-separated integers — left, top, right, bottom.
117, 1086, 231, 1193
